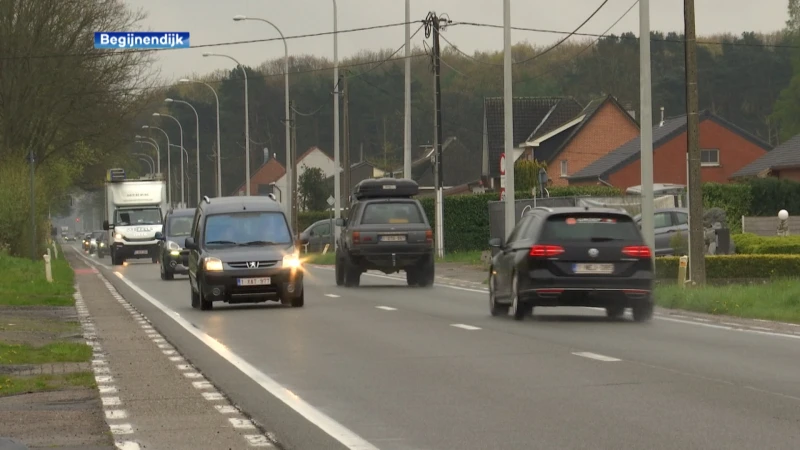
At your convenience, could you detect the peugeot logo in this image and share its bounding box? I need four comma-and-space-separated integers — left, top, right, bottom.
247, 261, 258, 268
588, 248, 599, 258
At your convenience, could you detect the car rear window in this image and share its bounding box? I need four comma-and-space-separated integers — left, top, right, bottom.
539, 213, 641, 241
361, 202, 424, 225
168, 216, 194, 237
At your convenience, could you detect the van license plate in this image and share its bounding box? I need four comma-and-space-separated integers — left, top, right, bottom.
573, 263, 614, 274
380, 235, 406, 242
134, 250, 148, 255
237, 277, 270, 286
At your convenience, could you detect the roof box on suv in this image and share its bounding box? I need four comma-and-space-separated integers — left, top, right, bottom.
353, 178, 419, 200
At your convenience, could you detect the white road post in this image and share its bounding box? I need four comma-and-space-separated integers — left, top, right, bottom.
43, 250, 53, 283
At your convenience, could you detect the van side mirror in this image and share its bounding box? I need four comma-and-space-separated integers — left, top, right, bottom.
184, 237, 197, 250
488, 237, 502, 248
154, 232, 164, 240
103, 220, 111, 231
334, 218, 345, 227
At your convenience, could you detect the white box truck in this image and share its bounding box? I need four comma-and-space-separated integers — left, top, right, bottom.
102, 170, 168, 266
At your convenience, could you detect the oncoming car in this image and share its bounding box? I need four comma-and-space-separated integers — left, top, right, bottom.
488, 206, 654, 322
155, 208, 195, 280
185, 195, 304, 311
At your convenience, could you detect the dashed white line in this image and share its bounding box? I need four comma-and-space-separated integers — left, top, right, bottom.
572, 352, 622, 362
95, 375, 114, 384
114, 441, 142, 450
229, 418, 256, 429
202, 392, 224, 401
215, 405, 238, 414
450, 324, 481, 331
99, 385, 118, 394
244, 435, 274, 447
324, 293, 340, 298
168, 356, 184, 362
193, 381, 213, 389
102, 396, 122, 406
110, 424, 134, 435
106, 410, 128, 419
375, 306, 397, 311
176, 364, 192, 371
183, 372, 203, 379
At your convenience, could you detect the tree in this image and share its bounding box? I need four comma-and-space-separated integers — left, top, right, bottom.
514, 159, 548, 194
298, 166, 329, 212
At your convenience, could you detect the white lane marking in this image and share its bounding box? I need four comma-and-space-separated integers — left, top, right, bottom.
157, 344, 172, 349
110, 271, 380, 450
92, 359, 107, 366
106, 409, 128, 419
110, 424, 134, 435
169, 356, 184, 362
450, 324, 481, 331
202, 392, 224, 401
244, 435, 274, 447
229, 418, 256, 429
324, 294, 340, 298
193, 381, 213, 389
176, 364, 192, 371
183, 372, 203, 379
95, 375, 114, 384
309, 266, 800, 341
216, 405, 238, 414
572, 352, 622, 362
114, 441, 141, 450
99, 385, 118, 394
375, 306, 397, 311
162, 349, 176, 355
102, 397, 122, 406
95, 366, 111, 374
750, 326, 773, 332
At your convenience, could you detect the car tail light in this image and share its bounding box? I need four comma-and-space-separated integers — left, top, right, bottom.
352, 231, 360, 244
425, 230, 433, 243
529, 244, 565, 257
622, 245, 652, 258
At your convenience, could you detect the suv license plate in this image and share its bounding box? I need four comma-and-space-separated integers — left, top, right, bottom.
134, 250, 148, 255
573, 263, 614, 274
380, 235, 406, 242
237, 277, 271, 286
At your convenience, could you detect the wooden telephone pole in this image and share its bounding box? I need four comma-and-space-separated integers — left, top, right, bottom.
342, 75, 351, 210
684, 0, 705, 284
290, 100, 298, 236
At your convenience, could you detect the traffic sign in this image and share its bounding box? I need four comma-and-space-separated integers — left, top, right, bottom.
327, 195, 335, 206
499, 153, 506, 176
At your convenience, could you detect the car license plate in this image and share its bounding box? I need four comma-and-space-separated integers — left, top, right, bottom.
380, 235, 406, 242
573, 263, 614, 274
237, 277, 271, 286
134, 250, 148, 255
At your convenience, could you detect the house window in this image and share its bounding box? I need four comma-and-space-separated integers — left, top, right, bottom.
701, 149, 720, 166
560, 160, 568, 177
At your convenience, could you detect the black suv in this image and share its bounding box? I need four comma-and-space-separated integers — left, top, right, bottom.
155, 208, 196, 280
185, 195, 304, 311
334, 178, 434, 287
488, 206, 654, 322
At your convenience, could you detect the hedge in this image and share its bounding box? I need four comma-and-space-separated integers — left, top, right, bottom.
655, 255, 800, 280
701, 178, 800, 232
732, 233, 800, 255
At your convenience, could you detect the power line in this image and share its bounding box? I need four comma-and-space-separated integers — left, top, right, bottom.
344, 23, 425, 81
0, 21, 421, 61
451, 21, 796, 49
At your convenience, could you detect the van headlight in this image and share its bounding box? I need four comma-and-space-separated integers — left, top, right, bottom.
204, 257, 223, 271
167, 240, 181, 251
282, 254, 302, 269
114, 233, 123, 240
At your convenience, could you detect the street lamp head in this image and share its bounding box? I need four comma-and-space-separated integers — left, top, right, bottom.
202, 52, 211, 57
233, 15, 247, 21
165, 98, 174, 103
152, 112, 160, 117
141, 125, 149, 129
178, 78, 190, 83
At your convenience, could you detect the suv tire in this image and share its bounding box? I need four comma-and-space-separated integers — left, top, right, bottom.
344, 258, 361, 287
606, 304, 625, 319
198, 282, 213, 311
632, 299, 653, 322
160, 261, 174, 281
190, 284, 200, 309
405, 269, 418, 286
489, 272, 509, 316
416, 255, 435, 288
111, 252, 123, 266
291, 289, 304, 307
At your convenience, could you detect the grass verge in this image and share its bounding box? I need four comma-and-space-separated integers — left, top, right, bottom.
655, 279, 800, 323
0, 371, 96, 397
0, 342, 93, 365
0, 251, 74, 306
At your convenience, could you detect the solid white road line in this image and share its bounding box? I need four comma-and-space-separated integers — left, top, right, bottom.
572, 352, 622, 362
109, 271, 380, 450
375, 306, 397, 311
324, 294, 341, 298
450, 324, 481, 331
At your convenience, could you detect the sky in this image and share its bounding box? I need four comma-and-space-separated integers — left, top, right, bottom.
122, 0, 789, 83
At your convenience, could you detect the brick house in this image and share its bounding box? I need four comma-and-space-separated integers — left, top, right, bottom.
730, 134, 800, 181
483, 97, 583, 189
517, 95, 639, 186
568, 110, 773, 189
232, 155, 286, 197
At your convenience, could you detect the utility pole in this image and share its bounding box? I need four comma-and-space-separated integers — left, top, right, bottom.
639, 0, 655, 255
426, 11, 446, 258
290, 100, 299, 237
502, 0, 515, 241
29, 150, 37, 260
404, 0, 412, 181
342, 75, 351, 209
684, 0, 705, 284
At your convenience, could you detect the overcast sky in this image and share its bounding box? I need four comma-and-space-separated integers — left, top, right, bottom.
122, 0, 789, 83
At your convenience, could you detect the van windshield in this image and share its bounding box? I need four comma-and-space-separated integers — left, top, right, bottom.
204, 212, 292, 246
115, 208, 162, 226
540, 214, 641, 241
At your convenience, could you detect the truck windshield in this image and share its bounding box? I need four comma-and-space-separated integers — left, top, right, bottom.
115, 208, 162, 226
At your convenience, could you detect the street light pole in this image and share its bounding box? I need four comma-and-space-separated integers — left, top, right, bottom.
203, 52, 250, 195
332, 0, 341, 247
166, 98, 201, 202
143, 125, 172, 206
503, 0, 516, 239
233, 15, 291, 214
135, 135, 161, 173
180, 78, 222, 197
134, 142, 159, 174
639, 0, 655, 256
169, 144, 191, 203
154, 113, 185, 206
404, 0, 412, 181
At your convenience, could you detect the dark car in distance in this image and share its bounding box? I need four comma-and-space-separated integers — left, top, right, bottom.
488, 206, 654, 322
185, 195, 304, 311
155, 208, 195, 280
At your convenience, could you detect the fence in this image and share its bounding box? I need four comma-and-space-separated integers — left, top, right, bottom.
741, 216, 800, 236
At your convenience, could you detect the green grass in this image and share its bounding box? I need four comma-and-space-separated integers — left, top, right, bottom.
0, 342, 93, 365
0, 252, 74, 306
0, 371, 96, 397
0, 315, 80, 334
655, 279, 800, 323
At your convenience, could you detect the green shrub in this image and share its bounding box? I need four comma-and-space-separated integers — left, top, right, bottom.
732, 233, 800, 254
655, 254, 800, 280
702, 182, 752, 233
745, 177, 800, 217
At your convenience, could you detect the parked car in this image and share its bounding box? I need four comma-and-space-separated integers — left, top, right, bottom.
299, 219, 334, 253
334, 178, 434, 287
488, 206, 654, 322
155, 208, 196, 280
632, 208, 688, 256
185, 195, 304, 311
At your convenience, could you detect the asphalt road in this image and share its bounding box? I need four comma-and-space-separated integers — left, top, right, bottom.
80, 248, 800, 450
